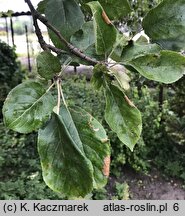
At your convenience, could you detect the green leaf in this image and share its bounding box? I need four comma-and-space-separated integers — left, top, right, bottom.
79, 0, 131, 20
110, 33, 129, 62
143, 0, 185, 51
91, 64, 107, 90
128, 50, 185, 84
104, 83, 142, 151
121, 42, 161, 63
70, 21, 104, 65
3, 81, 55, 133
70, 106, 110, 188
87, 1, 117, 55
83, 44, 105, 62
135, 35, 149, 44
109, 68, 130, 91
70, 21, 95, 51
38, 106, 94, 197
99, 0, 131, 20
38, 104, 110, 196
45, 0, 84, 49
37, 51, 61, 80
37, 0, 48, 13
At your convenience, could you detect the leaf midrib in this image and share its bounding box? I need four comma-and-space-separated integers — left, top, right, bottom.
106, 85, 132, 145
8, 88, 49, 128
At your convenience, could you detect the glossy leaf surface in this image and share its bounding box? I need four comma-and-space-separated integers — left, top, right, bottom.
121, 42, 161, 63
45, 0, 84, 48
128, 51, 185, 84
79, 0, 131, 20
3, 81, 55, 133
70, 21, 95, 51
105, 83, 142, 151
37, 51, 61, 80
38, 106, 94, 197
38, 104, 110, 196
98, 0, 131, 20
87, 1, 117, 55
70, 21, 104, 64
70, 106, 110, 188
143, 0, 185, 51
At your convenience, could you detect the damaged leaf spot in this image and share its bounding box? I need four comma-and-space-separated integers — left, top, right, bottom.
101, 138, 109, 143
93, 128, 100, 132
103, 156, 110, 177
88, 116, 100, 132
124, 95, 136, 108
102, 10, 112, 25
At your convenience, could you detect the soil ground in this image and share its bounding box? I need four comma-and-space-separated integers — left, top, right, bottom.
108, 166, 185, 200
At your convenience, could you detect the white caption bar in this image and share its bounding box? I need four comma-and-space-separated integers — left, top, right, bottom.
0, 200, 184, 216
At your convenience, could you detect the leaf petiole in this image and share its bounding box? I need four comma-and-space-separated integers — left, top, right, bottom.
56, 77, 67, 114
46, 82, 55, 93
59, 82, 67, 107
58, 57, 72, 77
56, 79, 61, 115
